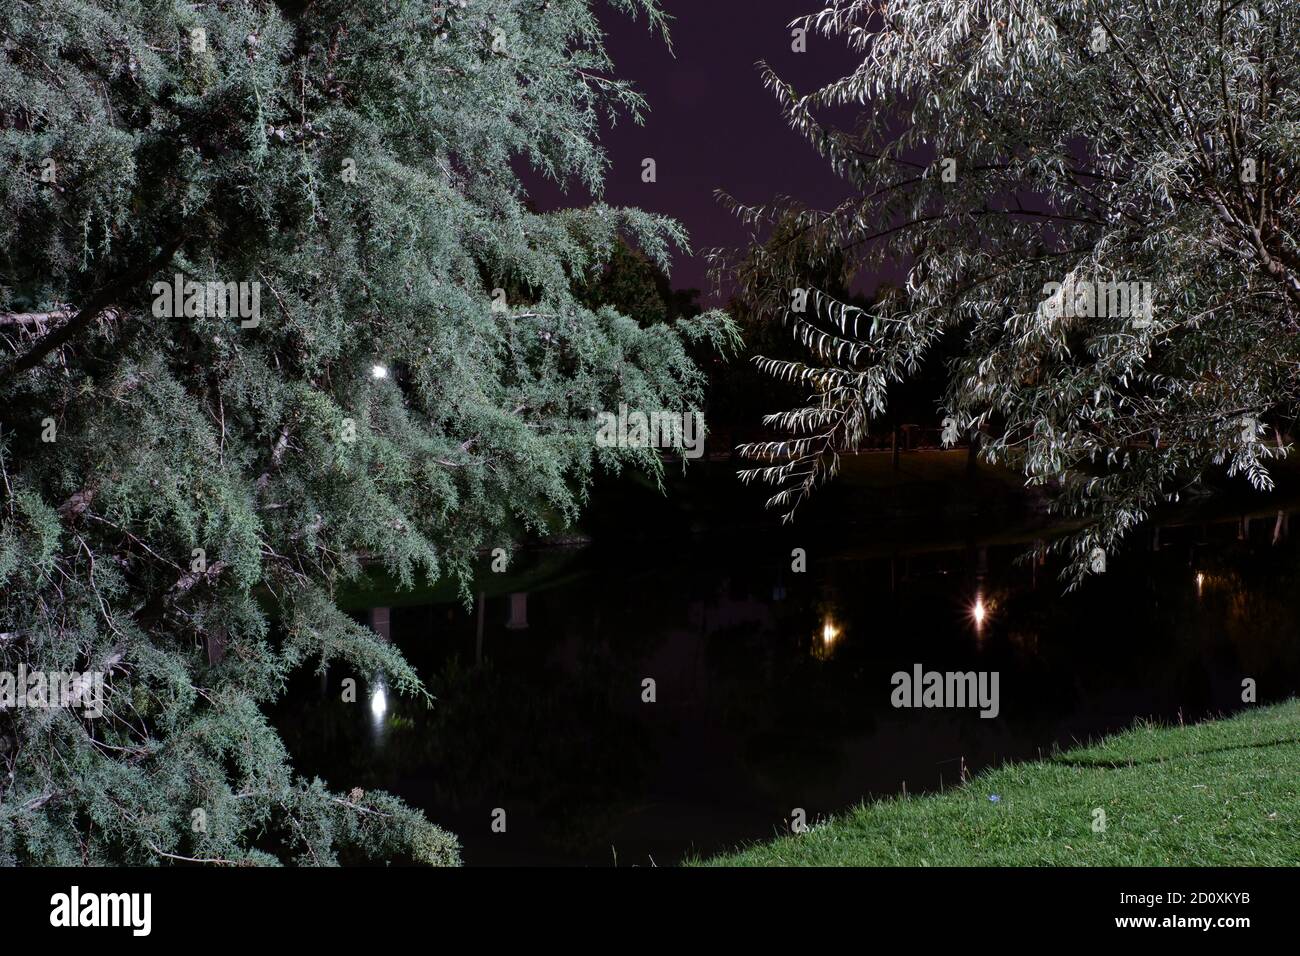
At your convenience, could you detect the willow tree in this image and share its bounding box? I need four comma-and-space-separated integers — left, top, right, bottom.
728, 0, 1300, 582
0, 0, 731, 864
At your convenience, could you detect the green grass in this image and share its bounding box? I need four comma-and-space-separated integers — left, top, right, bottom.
696, 701, 1300, 866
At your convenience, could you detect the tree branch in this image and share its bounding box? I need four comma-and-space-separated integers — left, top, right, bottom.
1, 233, 185, 380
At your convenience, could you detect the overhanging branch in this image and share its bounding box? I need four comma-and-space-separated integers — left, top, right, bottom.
0, 232, 185, 380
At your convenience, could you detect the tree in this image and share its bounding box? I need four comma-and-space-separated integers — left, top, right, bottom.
577, 232, 704, 327
0, 0, 731, 864
728, 0, 1300, 583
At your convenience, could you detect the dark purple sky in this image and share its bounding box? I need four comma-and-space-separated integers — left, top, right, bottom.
524, 0, 862, 303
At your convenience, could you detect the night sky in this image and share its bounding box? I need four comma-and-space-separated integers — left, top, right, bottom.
524, 1, 862, 303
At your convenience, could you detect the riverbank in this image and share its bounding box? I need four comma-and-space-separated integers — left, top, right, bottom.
695, 700, 1300, 866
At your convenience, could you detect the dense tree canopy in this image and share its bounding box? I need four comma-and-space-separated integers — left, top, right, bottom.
728, 0, 1300, 583
0, 0, 730, 864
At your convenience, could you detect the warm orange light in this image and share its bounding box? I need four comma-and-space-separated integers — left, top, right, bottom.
822, 621, 839, 646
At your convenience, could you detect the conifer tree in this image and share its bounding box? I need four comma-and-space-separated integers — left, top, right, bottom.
0, 0, 732, 864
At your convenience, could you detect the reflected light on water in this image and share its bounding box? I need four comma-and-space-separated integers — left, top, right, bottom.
1196, 572, 1205, 598
370, 679, 388, 742
813, 619, 840, 660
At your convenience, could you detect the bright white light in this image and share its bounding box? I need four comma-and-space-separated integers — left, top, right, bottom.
821, 621, 838, 646
370, 686, 388, 720
371, 364, 389, 380
972, 596, 987, 627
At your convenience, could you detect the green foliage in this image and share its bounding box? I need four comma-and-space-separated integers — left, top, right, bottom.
0, 0, 730, 864
727, 1, 1300, 584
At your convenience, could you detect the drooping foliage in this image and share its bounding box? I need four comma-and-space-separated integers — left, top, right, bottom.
0, 0, 732, 864
726, 0, 1300, 583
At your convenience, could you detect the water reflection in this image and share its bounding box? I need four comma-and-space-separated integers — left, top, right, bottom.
369, 676, 389, 742
273, 505, 1300, 866
505, 593, 529, 631
816, 619, 839, 660
821, 620, 839, 648
366, 607, 391, 746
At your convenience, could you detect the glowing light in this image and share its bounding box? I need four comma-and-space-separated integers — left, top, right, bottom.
1196, 572, 1205, 597
371, 364, 389, 380
971, 595, 987, 627
370, 686, 388, 720
821, 621, 839, 646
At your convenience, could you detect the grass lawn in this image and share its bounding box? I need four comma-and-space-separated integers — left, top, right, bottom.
696, 701, 1300, 866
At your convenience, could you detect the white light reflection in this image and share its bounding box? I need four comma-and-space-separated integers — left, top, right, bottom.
369, 676, 389, 744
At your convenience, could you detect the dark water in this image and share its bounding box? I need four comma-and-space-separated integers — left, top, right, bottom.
273, 491, 1300, 866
